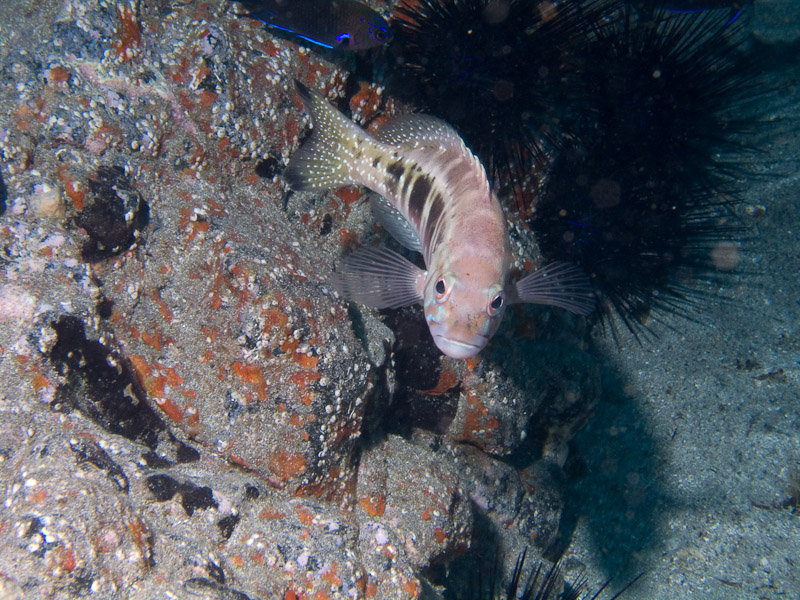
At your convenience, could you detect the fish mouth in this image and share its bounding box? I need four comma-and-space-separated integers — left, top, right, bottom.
433, 335, 485, 359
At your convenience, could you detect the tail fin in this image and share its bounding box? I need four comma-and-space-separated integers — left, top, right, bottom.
283, 81, 365, 191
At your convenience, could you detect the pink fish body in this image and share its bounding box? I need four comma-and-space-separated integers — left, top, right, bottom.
284, 81, 594, 358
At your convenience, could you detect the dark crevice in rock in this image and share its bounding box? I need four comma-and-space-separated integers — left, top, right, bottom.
47, 315, 200, 463
76, 165, 149, 262
69, 436, 129, 492
145, 473, 218, 516
141, 451, 174, 469
0, 168, 6, 216
49, 315, 163, 449
95, 295, 114, 319
207, 559, 225, 584
217, 514, 240, 540
176, 442, 201, 463
254, 156, 280, 179
381, 308, 459, 437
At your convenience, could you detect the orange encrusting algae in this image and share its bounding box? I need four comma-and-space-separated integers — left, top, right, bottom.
114, 4, 142, 62
420, 365, 459, 396
128, 355, 197, 424
359, 494, 386, 517
56, 167, 87, 210
461, 391, 500, 446
269, 450, 307, 481
232, 361, 269, 402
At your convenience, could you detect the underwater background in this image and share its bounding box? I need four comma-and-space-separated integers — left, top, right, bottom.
0, 0, 798, 599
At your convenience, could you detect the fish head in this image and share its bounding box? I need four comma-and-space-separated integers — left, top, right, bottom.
336, 5, 392, 49
364, 15, 393, 46
423, 256, 507, 359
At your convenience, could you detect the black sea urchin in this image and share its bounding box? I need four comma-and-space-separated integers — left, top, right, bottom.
531, 6, 766, 336
452, 548, 640, 599
384, 0, 769, 338
387, 0, 624, 195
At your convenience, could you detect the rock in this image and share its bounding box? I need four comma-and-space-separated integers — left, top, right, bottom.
75, 165, 149, 261
0, 0, 604, 597
29, 181, 64, 218
355, 434, 472, 597
452, 444, 564, 555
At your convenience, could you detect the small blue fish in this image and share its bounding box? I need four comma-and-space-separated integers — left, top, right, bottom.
235, 0, 392, 50
659, 0, 753, 24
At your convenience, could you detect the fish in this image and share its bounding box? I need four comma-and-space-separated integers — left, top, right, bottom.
658, 0, 753, 24
660, 0, 750, 9
234, 0, 392, 50
284, 82, 595, 359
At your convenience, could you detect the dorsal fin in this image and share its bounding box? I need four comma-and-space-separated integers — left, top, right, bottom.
375, 114, 467, 154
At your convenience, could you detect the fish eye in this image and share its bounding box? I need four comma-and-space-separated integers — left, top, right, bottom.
488, 292, 504, 316
433, 273, 453, 303
368, 20, 392, 42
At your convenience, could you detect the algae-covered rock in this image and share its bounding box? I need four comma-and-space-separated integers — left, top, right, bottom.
0, 0, 604, 597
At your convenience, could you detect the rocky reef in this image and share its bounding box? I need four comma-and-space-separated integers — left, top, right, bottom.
6, 1, 796, 599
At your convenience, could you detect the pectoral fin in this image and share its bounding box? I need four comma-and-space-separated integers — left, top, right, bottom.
511, 262, 596, 316
330, 246, 426, 309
